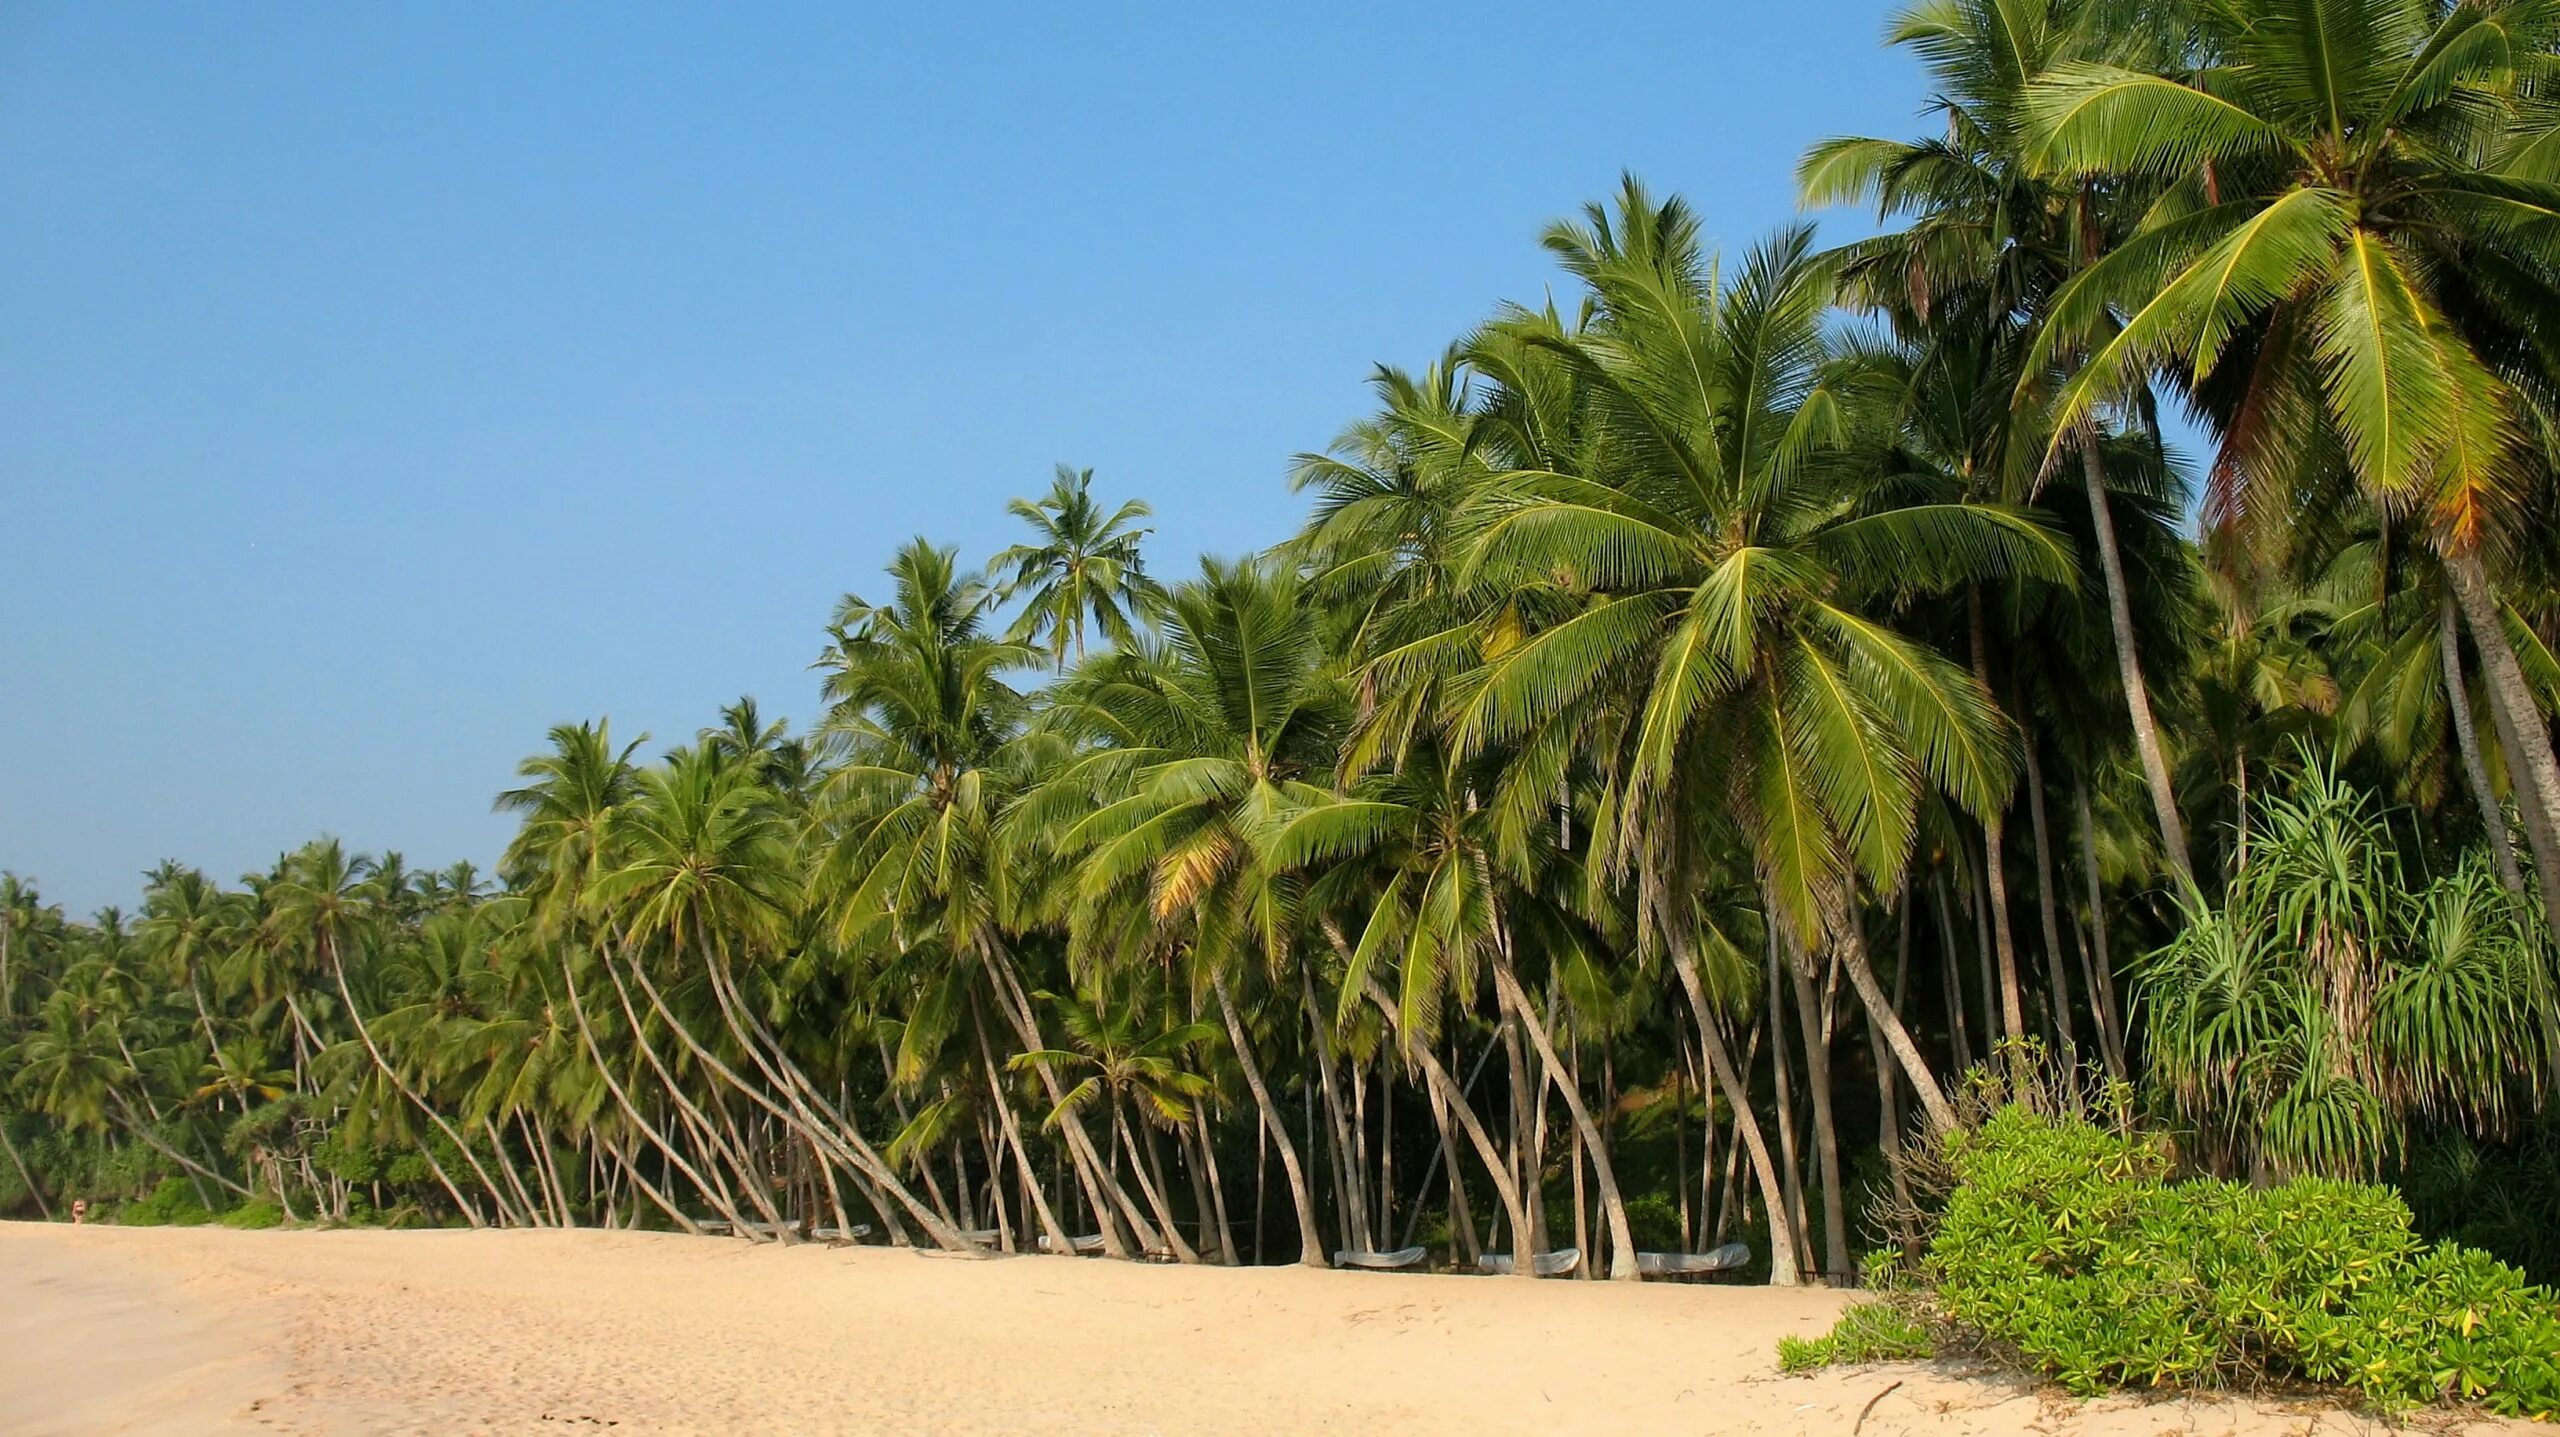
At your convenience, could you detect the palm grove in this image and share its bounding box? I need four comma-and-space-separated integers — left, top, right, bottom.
8, 0, 2560, 1292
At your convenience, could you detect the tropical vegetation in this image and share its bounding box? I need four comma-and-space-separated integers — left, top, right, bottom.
5, 6, 2559, 1412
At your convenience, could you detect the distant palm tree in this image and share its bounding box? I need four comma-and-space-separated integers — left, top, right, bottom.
989, 465, 1166, 669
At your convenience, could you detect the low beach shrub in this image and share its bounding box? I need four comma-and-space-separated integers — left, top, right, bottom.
1784, 1108, 2560, 1418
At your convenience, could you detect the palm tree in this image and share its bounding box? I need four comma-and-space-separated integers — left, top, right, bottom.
2024, 0, 2560, 929
1801, 0, 2198, 888
1045, 555, 1355, 1268
809, 540, 1141, 1253
989, 465, 1166, 670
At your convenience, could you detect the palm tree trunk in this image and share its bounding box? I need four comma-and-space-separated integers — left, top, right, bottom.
1297, 968, 1374, 1251
1116, 1100, 1201, 1262
601, 949, 783, 1235
108, 1094, 254, 1200
1782, 944, 1849, 1284
560, 955, 714, 1233
1824, 885, 1956, 1132
1486, 950, 1639, 1279
1871, 899, 1917, 1221
1192, 1108, 1237, 1264
1764, 947, 1812, 1276
2442, 592, 2529, 898
1359, 977, 1529, 1264
2020, 733, 2078, 1050
975, 1004, 1072, 1254
1211, 970, 1327, 1266
1968, 596, 2029, 1044
2082, 426, 2192, 886
484, 1117, 549, 1228
1668, 937, 1800, 1286
324, 939, 510, 1226
2071, 782, 2128, 1078
1, 1120, 53, 1220
702, 958, 965, 1247
983, 958, 1155, 1257
2448, 552, 2560, 938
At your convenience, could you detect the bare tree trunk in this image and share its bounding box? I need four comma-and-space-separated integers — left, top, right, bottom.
1298, 968, 1373, 1251
1825, 887, 1955, 1132
1212, 970, 1326, 1266
2083, 427, 2192, 886
2070, 782, 2128, 1079
2443, 592, 2529, 898
0, 1120, 53, 1220
561, 955, 716, 1233
2021, 733, 2078, 1050
1487, 949, 1640, 1280
1669, 937, 1800, 1286
1783, 941, 1850, 1285
1357, 975, 1530, 1268
1190, 1109, 1235, 1264
326, 938, 511, 1226
976, 1008, 1071, 1254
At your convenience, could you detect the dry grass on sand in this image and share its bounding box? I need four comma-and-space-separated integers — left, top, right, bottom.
0, 1222, 2535, 1435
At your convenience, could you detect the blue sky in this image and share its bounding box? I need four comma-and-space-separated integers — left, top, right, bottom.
0, 3, 1928, 916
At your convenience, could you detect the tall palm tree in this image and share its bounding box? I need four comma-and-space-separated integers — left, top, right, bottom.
1801, 0, 2198, 886
1045, 555, 1353, 1268
2024, 0, 2560, 927
989, 465, 1166, 670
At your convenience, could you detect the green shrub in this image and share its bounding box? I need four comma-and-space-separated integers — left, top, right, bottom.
1778, 1301, 1933, 1372
217, 1198, 285, 1229
118, 1178, 215, 1227
1782, 1107, 2560, 1418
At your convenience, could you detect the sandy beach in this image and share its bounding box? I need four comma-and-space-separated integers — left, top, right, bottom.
0, 1222, 2530, 1436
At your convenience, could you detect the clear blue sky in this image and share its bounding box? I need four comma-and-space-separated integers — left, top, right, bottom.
0, 3, 1926, 917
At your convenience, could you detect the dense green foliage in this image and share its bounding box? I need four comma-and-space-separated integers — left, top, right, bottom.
4, 10, 2559, 1401
1796, 1109, 2560, 1416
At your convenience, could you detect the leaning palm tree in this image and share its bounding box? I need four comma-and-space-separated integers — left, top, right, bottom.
2023, 0, 2560, 929
1801, 0, 2197, 886
989, 465, 1166, 670
1041, 555, 1352, 1268
1419, 183, 2075, 1278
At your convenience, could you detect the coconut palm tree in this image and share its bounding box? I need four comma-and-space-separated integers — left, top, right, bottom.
2023, 0, 2560, 928
989, 465, 1166, 670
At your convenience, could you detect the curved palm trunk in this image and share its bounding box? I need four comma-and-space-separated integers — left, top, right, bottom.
981, 958, 1157, 1258
1968, 596, 2030, 1045
2448, 553, 2560, 939
1112, 1097, 1200, 1262
0, 1121, 53, 1220
1188, 1108, 1236, 1264
585, 950, 758, 1233
2082, 428, 2192, 887
1297, 968, 1374, 1251
560, 953, 714, 1234
600, 948, 787, 1236
325, 939, 510, 1227
108, 1093, 254, 1200
1780, 947, 1849, 1285
1213, 970, 1327, 1266
2020, 735, 2078, 1049
1356, 975, 1532, 1268
1824, 889, 1956, 1133
696, 956, 964, 1247
1486, 952, 1639, 1280
975, 1003, 1072, 1254
2441, 592, 2529, 898
1669, 938, 1800, 1287
2065, 789, 2128, 1078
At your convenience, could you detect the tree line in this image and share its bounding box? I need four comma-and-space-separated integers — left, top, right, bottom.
6, 0, 2559, 1288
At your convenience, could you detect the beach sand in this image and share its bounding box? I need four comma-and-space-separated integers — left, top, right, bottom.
0, 1221, 2530, 1435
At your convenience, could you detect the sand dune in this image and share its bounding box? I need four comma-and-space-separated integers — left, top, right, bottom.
0, 1222, 2531, 1435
